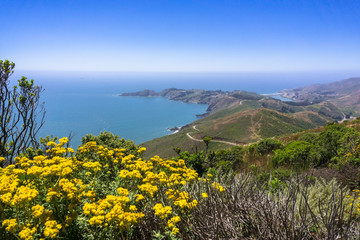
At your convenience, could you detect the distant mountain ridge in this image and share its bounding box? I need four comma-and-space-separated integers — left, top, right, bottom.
121, 88, 264, 116
281, 77, 360, 116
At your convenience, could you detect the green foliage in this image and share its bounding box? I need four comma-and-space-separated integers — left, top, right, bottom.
298, 132, 318, 143
272, 141, 314, 169
254, 168, 292, 185
173, 146, 245, 176
268, 177, 285, 193
210, 147, 244, 171
176, 150, 206, 176
255, 138, 283, 155
202, 136, 212, 151
314, 123, 360, 166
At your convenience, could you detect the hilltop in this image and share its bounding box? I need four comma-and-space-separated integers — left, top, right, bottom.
281, 77, 360, 116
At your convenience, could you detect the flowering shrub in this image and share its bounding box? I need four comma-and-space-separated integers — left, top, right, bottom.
0, 137, 224, 239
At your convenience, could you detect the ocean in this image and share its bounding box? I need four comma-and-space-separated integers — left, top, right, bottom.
11, 70, 360, 147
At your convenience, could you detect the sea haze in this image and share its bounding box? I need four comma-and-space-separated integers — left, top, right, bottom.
12, 71, 360, 147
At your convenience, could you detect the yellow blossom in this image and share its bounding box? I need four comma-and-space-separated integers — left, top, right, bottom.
167, 216, 181, 228
19, 226, 36, 240
117, 187, 129, 196
135, 194, 145, 202
44, 220, 62, 238
212, 182, 225, 192
138, 183, 158, 197
32, 204, 45, 218
171, 227, 179, 235
2, 219, 18, 232
137, 147, 146, 153
153, 203, 172, 219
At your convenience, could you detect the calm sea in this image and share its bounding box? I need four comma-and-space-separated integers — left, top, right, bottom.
12, 71, 360, 147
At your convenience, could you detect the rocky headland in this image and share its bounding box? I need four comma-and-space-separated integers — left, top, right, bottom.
121, 88, 264, 116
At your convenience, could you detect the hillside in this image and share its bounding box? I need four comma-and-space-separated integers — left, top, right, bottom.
281, 77, 360, 116
141, 102, 337, 158
125, 78, 360, 158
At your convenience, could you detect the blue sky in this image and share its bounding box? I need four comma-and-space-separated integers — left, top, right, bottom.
1, 0, 360, 72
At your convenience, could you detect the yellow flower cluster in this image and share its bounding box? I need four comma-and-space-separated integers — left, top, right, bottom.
44, 220, 62, 238
349, 189, 360, 213
167, 216, 181, 235
83, 161, 102, 172
0, 173, 19, 204
46, 137, 73, 155
153, 203, 172, 219
77, 141, 97, 153
0, 138, 81, 239
19, 226, 37, 240
32, 205, 45, 218
166, 190, 198, 209
83, 194, 144, 228
119, 169, 142, 179
138, 182, 158, 197
11, 186, 38, 206
0, 137, 225, 239
2, 218, 18, 232
212, 182, 225, 192
137, 147, 147, 153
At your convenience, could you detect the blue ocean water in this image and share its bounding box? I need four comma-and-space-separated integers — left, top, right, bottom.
11, 70, 360, 147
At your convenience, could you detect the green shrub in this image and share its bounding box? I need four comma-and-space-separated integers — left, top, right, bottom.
272, 141, 315, 169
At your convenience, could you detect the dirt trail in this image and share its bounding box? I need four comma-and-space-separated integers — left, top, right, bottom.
249, 113, 262, 140
186, 125, 242, 146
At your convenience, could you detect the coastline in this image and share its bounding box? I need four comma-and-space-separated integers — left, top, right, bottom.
261, 92, 295, 102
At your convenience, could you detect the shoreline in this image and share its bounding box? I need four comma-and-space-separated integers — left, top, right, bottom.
261, 92, 295, 102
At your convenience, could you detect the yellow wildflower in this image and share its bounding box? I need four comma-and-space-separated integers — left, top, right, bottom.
44, 220, 62, 238
137, 147, 146, 153
135, 194, 145, 202
32, 204, 45, 218
117, 187, 129, 196
167, 216, 181, 228
153, 203, 172, 219
138, 183, 158, 197
59, 137, 68, 145
171, 227, 179, 235
2, 218, 18, 232
47, 141, 56, 147
212, 182, 225, 192
19, 226, 36, 240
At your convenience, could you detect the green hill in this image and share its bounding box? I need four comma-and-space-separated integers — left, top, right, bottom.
133, 78, 359, 159
142, 104, 333, 159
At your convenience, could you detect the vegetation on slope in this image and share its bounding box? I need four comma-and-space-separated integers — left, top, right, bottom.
2, 62, 360, 239
2, 132, 360, 239
142, 104, 336, 159
281, 77, 360, 116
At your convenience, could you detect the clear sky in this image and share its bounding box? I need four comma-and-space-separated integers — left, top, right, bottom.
1, 0, 360, 72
